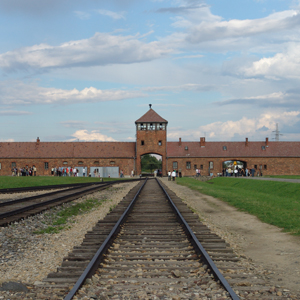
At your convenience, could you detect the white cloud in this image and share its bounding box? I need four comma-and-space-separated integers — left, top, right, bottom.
74, 11, 91, 20
69, 130, 116, 141
96, 9, 126, 20
243, 44, 300, 79
0, 81, 146, 105
0, 32, 171, 72
168, 111, 300, 141
0, 110, 32, 115
185, 10, 300, 44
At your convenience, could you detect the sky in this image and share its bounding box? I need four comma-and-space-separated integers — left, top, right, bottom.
1, 0, 300, 143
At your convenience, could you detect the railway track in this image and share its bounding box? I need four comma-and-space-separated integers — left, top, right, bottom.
0, 179, 140, 226
26, 178, 292, 300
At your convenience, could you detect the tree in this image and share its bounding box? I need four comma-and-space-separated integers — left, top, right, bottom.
141, 154, 162, 173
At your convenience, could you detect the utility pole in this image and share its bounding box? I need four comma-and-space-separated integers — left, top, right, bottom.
272, 123, 283, 141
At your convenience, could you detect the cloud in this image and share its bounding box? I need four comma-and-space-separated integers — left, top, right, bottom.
0, 81, 146, 105
69, 130, 116, 141
243, 44, 300, 79
142, 83, 215, 92
74, 11, 91, 20
216, 91, 300, 109
0, 110, 32, 115
168, 111, 300, 141
96, 9, 126, 20
0, 32, 171, 73
60, 121, 88, 128
185, 10, 300, 44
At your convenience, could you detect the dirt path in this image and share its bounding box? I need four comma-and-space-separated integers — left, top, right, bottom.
161, 178, 300, 294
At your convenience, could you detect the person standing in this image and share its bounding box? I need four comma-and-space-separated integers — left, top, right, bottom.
171, 170, 176, 181
83, 167, 86, 177
168, 170, 171, 181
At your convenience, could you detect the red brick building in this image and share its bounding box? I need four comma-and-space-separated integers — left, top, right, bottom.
0, 108, 300, 176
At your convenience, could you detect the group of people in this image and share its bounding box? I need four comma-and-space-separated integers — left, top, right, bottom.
11, 166, 36, 176
223, 167, 260, 177
51, 167, 86, 177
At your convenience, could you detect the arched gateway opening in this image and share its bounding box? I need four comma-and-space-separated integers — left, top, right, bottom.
141, 154, 162, 177
223, 160, 248, 176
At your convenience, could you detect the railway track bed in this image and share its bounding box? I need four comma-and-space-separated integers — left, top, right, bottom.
0, 179, 297, 299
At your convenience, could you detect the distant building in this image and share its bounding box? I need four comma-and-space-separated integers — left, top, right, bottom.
0, 107, 300, 176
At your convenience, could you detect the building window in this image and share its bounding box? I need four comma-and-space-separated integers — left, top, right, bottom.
44, 162, 49, 170
158, 123, 165, 130
78, 161, 83, 165
194, 164, 197, 170
209, 161, 214, 169
141, 123, 146, 130
158, 140, 162, 146
11, 162, 16, 168
264, 165, 267, 170
254, 165, 257, 169
200, 164, 203, 170
186, 161, 191, 169
149, 123, 154, 130
94, 161, 99, 165
223, 146, 227, 151
141, 140, 145, 146
110, 161, 115, 165
63, 161, 68, 165
185, 146, 188, 150
173, 161, 178, 169
261, 146, 266, 150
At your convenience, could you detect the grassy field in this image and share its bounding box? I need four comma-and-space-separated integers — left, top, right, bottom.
0, 176, 125, 189
176, 177, 300, 235
265, 175, 300, 179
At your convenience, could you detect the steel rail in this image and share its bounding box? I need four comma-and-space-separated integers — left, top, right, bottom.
0, 178, 141, 194
0, 184, 96, 207
63, 178, 148, 300
0, 178, 141, 208
0, 182, 116, 221
156, 178, 240, 300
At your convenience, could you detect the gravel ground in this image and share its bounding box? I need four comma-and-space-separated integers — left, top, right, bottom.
161, 177, 300, 298
0, 181, 139, 299
0, 178, 299, 299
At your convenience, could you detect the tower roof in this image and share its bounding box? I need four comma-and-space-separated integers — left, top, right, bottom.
135, 108, 168, 124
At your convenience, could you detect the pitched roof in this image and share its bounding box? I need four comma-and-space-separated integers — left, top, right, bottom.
135, 109, 168, 123
0, 142, 136, 158
167, 141, 300, 158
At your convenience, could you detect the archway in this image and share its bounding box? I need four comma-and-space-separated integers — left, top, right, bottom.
223, 160, 247, 176
141, 154, 162, 177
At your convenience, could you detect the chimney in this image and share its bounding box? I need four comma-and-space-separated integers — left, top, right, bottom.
265, 137, 269, 146
36, 137, 40, 144
200, 137, 206, 147
245, 138, 248, 146
179, 138, 182, 146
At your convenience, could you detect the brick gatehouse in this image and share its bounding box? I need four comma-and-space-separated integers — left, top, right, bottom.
1, 107, 300, 176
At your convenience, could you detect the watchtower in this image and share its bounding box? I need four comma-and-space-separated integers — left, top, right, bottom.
135, 105, 168, 176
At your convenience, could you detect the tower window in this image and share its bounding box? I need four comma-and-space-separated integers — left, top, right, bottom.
158, 140, 162, 146
141, 140, 144, 146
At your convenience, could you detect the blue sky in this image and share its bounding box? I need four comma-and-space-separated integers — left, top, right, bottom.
1, 0, 300, 142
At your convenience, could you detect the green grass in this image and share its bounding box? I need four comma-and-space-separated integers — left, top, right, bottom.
265, 175, 300, 179
176, 177, 300, 235
0, 176, 125, 189
34, 197, 109, 234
